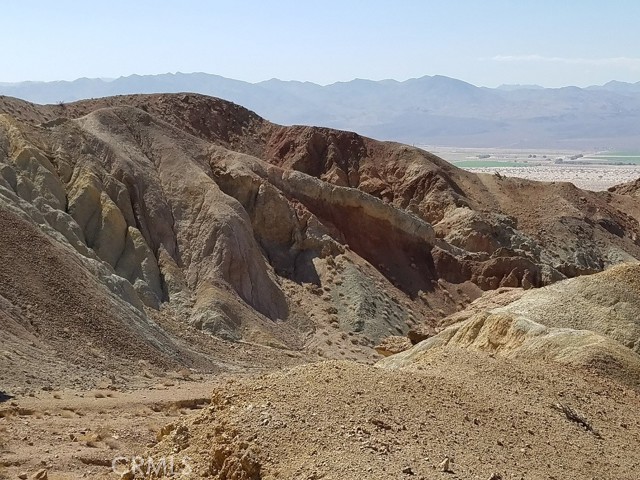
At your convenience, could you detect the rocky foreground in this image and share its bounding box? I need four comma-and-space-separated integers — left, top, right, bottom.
146, 355, 640, 480
1, 93, 640, 479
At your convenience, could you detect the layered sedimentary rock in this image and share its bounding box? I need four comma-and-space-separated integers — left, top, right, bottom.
1, 93, 640, 387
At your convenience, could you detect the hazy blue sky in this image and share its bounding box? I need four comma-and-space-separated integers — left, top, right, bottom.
3, 1, 640, 87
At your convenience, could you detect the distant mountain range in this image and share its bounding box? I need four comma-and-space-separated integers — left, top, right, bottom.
2, 72, 640, 149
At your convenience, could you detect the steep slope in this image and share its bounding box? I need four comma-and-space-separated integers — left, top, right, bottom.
0, 205, 183, 387
0, 98, 437, 388
30, 93, 640, 282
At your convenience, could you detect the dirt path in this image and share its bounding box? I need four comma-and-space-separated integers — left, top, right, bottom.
0, 377, 222, 479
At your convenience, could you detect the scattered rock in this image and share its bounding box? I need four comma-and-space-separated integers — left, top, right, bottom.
32, 469, 47, 480
402, 466, 415, 475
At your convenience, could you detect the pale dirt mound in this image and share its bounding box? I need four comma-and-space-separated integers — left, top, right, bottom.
494, 263, 640, 352
382, 313, 640, 388
438, 286, 526, 328
381, 263, 640, 388
142, 356, 640, 480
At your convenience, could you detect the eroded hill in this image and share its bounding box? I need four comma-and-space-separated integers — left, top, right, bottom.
1, 93, 640, 391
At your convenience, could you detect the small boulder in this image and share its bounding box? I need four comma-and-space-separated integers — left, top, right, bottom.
374, 336, 412, 357
439, 457, 451, 473
32, 469, 48, 480
407, 325, 436, 344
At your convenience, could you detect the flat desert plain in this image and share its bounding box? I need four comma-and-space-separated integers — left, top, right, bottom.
428, 147, 640, 191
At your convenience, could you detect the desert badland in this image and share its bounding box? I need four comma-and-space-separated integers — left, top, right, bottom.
0, 91, 640, 480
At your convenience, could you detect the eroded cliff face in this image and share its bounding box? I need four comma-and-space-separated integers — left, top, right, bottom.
1, 93, 640, 387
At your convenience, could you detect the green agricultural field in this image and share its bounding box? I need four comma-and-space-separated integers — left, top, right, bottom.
583, 153, 640, 165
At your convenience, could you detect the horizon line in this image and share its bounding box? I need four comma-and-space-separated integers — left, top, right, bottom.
1, 71, 638, 90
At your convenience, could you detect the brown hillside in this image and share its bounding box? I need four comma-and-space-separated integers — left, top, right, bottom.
0, 93, 639, 389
